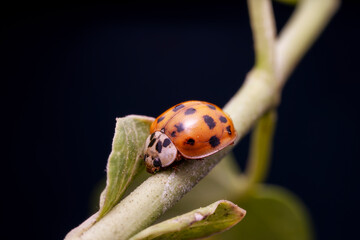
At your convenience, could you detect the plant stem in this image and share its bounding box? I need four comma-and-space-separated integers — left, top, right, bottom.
240, 0, 277, 192
224, 68, 277, 142
246, 110, 277, 186
243, 0, 339, 189
247, 0, 276, 73
276, 0, 340, 87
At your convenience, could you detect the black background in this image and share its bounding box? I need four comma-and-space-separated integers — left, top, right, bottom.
2, 1, 359, 239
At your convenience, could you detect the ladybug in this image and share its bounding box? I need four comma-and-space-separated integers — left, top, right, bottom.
144, 100, 236, 173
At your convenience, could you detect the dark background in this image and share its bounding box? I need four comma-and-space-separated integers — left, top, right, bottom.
2, 1, 359, 239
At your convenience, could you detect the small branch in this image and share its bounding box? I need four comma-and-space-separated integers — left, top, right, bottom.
247, 0, 276, 73
276, 0, 340, 86
246, 110, 277, 186
243, 0, 277, 190
224, 68, 277, 142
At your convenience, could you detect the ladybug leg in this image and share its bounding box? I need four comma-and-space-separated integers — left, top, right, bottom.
171, 164, 180, 172
168, 160, 182, 172
170, 155, 185, 172
175, 152, 183, 162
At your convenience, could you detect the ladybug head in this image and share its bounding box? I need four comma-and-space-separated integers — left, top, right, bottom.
144, 131, 177, 174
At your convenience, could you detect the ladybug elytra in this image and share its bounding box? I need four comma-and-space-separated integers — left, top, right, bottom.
144, 100, 236, 173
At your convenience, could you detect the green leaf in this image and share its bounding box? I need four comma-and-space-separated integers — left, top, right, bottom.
129, 200, 246, 240
97, 115, 154, 220
213, 185, 314, 240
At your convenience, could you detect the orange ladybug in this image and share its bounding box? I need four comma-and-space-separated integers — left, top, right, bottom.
144, 100, 236, 173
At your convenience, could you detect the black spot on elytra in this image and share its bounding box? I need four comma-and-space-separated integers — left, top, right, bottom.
219, 116, 227, 123
226, 126, 232, 135
173, 104, 185, 112
184, 108, 196, 115
207, 104, 216, 110
150, 132, 155, 140
161, 128, 165, 133
175, 123, 184, 132
209, 135, 220, 148
157, 116, 165, 123
185, 138, 195, 145
153, 158, 162, 167
148, 138, 156, 147
171, 131, 177, 137
156, 140, 162, 153
163, 138, 171, 147
203, 115, 216, 129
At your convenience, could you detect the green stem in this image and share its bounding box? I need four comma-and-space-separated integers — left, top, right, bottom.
242, 0, 277, 190
243, 0, 339, 189
276, 0, 340, 86
247, 0, 276, 73
246, 110, 277, 186
224, 68, 277, 141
